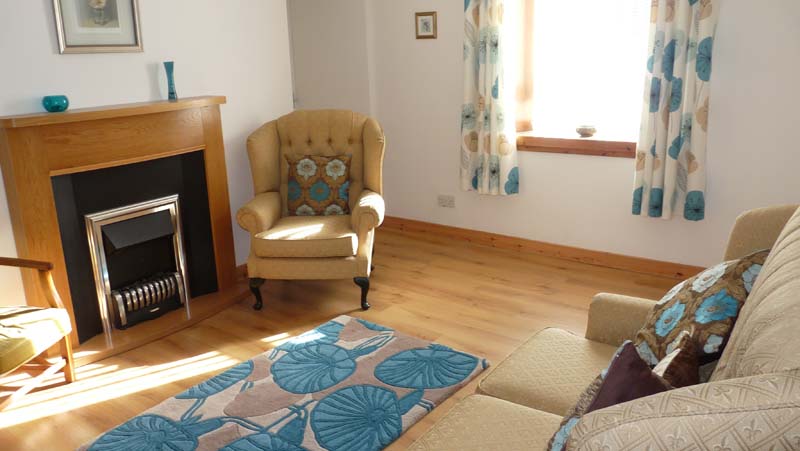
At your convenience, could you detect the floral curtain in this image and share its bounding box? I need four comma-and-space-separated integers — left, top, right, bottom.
633, 0, 719, 221
461, 0, 519, 196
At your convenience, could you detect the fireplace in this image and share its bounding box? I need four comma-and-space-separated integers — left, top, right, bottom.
0, 96, 246, 365
85, 195, 189, 335
52, 152, 218, 343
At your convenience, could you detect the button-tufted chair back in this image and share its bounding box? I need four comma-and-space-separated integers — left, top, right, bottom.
246, 109, 385, 216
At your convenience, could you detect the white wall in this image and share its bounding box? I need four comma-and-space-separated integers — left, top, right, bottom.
0, 0, 294, 305
290, 0, 800, 268
287, 0, 373, 114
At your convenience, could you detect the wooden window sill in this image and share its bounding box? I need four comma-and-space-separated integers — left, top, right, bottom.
517, 134, 636, 158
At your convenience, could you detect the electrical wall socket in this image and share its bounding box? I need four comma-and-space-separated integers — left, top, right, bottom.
437, 194, 456, 208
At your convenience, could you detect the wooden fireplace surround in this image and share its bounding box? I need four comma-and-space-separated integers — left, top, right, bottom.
0, 96, 246, 364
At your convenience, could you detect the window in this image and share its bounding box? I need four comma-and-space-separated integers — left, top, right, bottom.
511, 0, 651, 153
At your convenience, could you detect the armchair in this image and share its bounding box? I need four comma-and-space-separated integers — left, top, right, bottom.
0, 257, 75, 409
237, 110, 386, 311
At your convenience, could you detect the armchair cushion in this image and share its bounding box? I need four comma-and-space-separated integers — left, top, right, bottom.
252, 215, 357, 258
286, 154, 351, 216
0, 306, 72, 374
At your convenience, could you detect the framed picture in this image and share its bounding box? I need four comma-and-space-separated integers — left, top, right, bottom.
415, 11, 437, 39
53, 0, 143, 54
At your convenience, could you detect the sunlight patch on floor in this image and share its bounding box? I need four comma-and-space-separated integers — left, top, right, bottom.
0, 351, 239, 429
261, 332, 291, 343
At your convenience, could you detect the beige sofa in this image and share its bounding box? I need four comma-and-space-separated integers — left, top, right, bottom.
410, 205, 800, 450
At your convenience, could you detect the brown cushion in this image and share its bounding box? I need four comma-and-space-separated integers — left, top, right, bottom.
634, 249, 769, 366
286, 154, 351, 216
546, 342, 671, 451
653, 330, 699, 388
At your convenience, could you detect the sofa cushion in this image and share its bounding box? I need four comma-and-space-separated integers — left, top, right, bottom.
634, 249, 769, 367
408, 395, 562, 451
253, 215, 357, 258
0, 306, 72, 374
547, 341, 672, 451
285, 154, 351, 216
477, 328, 618, 415
713, 206, 800, 380
567, 369, 800, 450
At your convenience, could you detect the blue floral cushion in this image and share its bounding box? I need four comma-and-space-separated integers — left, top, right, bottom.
635, 249, 770, 368
285, 155, 351, 216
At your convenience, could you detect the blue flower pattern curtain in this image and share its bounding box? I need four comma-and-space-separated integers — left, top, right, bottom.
462, 0, 519, 196
633, 0, 718, 220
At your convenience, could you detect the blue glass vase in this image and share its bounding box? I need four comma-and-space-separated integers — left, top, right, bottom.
164, 61, 178, 101
42, 95, 69, 113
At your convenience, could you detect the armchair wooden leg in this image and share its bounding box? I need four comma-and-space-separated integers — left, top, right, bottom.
354, 277, 371, 311
371, 245, 375, 272
60, 335, 75, 383
250, 278, 266, 310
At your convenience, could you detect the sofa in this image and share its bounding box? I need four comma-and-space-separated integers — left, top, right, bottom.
409, 205, 800, 450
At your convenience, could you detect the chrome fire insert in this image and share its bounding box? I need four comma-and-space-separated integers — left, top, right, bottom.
85, 195, 190, 343
110, 271, 186, 329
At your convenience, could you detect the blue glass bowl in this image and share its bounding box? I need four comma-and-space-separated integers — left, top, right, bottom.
42, 95, 70, 113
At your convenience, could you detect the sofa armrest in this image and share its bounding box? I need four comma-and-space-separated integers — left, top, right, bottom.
584, 293, 656, 346
236, 192, 281, 234
567, 369, 800, 450
351, 190, 385, 232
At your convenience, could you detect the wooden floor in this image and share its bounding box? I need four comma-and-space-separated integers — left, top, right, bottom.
0, 228, 675, 450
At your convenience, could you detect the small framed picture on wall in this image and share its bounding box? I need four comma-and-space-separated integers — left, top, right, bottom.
415, 11, 437, 39
52, 0, 143, 53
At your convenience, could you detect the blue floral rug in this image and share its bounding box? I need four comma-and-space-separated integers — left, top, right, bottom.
79, 315, 489, 451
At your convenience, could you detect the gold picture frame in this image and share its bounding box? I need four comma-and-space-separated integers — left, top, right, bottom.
415, 11, 437, 39
53, 0, 143, 54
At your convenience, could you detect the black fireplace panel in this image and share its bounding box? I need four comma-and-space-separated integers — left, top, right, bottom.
52, 152, 218, 343
103, 210, 174, 252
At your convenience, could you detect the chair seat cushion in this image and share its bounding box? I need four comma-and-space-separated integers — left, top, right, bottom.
0, 306, 72, 374
409, 395, 562, 451
477, 328, 618, 415
253, 215, 357, 258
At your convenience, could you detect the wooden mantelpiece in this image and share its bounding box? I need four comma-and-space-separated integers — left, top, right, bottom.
0, 96, 240, 361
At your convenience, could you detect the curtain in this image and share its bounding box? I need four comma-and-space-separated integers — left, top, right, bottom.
461, 0, 519, 196
632, 0, 719, 221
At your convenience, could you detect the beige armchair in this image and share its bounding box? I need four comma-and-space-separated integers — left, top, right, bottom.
237, 110, 385, 311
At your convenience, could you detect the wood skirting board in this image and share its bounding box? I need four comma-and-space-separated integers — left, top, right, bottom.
381, 216, 703, 280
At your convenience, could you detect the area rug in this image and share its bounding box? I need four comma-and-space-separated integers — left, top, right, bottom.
79, 315, 489, 451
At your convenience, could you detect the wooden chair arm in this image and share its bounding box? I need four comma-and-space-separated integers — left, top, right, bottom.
0, 257, 54, 271
0, 257, 64, 309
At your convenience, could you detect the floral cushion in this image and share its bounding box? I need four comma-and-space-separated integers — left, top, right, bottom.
546, 342, 671, 451
635, 249, 770, 367
286, 155, 351, 216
